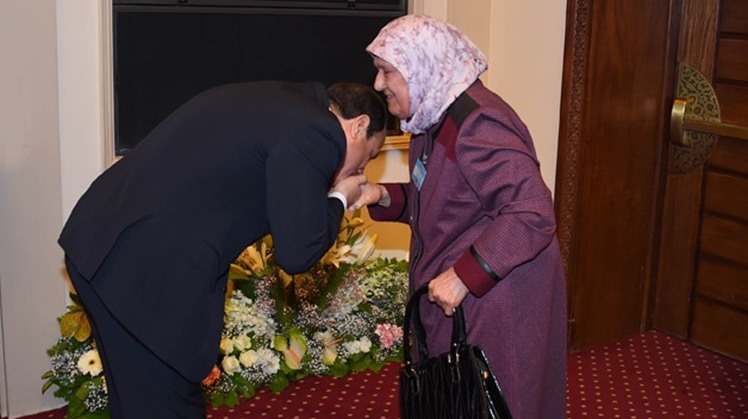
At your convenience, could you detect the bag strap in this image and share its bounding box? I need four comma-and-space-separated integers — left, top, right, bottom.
403, 284, 468, 367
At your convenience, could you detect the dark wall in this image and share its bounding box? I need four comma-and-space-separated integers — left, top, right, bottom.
113, 3, 406, 154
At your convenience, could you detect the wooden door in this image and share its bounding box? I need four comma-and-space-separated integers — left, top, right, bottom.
653, 0, 748, 362
556, 0, 748, 356
556, 0, 676, 351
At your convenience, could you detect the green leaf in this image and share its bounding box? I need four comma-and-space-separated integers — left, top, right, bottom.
74, 383, 91, 401
267, 373, 290, 393
225, 390, 239, 407
235, 280, 257, 299
210, 393, 224, 408
315, 265, 349, 310
67, 396, 86, 419
41, 379, 54, 394
329, 362, 349, 377
80, 410, 109, 419
350, 355, 371, 372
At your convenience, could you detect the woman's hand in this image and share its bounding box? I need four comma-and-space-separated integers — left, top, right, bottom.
348, 182, 390, 210
330, 174, 368, 206
428, 268, 470, 316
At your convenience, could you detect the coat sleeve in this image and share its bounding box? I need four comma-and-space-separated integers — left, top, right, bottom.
452, 113, 557, 296
366, 183, 409, 224
265, 121, 346, 274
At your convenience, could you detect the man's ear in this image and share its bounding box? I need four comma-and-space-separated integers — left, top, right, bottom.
355, 114, 371, 138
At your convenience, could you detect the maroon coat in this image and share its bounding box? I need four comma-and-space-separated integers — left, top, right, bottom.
369, 80, 567, 419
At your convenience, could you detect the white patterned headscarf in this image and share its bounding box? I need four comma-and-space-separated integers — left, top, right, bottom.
366, 15, 488, 134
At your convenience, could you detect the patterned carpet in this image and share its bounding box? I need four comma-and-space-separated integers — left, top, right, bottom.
567, 331, 748, 418
18, 331, 748, 419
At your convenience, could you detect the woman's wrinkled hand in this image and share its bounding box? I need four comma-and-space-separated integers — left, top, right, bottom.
348, 182, 390, 211
427, 268, 469, 316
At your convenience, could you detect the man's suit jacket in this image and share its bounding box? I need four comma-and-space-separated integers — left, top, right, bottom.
59, 81, 347, 381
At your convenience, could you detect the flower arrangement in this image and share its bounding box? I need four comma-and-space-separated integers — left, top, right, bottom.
42, 212, 408, 418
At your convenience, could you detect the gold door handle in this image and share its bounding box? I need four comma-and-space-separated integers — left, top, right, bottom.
671, 98, 748, 146
669, 62, 748, 174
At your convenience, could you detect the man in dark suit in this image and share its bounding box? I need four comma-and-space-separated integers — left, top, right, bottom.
58, 81, 388, 418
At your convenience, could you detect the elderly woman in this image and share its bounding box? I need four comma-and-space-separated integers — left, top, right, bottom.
353, 15, 567, 419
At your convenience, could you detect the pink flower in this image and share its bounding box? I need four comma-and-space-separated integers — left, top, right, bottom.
375, 323, 404, 349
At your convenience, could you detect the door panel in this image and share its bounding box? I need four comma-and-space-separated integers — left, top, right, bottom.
700, 215, 748, 264
557, 0, 674, 350
696, 256, 748, 312
715, 85, 748, 122
703, 172, 748, 221
691, 299, 748, 362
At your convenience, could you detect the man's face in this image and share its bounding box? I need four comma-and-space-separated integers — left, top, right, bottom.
333, 115, 386, 185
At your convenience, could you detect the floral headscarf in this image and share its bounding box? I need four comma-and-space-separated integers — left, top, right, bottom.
366, 15, 488, 134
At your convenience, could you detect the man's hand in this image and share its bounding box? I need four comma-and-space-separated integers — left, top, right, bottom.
349, 182, 390, 210
330, 174, 368, 207
428, 268, 470, 316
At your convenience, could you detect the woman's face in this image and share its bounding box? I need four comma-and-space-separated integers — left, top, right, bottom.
372, 56, 410, 120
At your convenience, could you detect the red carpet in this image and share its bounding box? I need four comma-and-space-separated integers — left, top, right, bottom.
18, 331, 748, 418
567, 330, 748, 418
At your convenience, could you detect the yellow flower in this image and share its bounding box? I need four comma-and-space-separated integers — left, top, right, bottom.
77, 349, 103, 376
278, 269, 294, 287
347, 217, 365, 228
321, 243, 352, 268
236, 240, 269, 275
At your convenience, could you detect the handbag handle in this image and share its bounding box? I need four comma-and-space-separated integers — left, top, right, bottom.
403, 284, 468, 368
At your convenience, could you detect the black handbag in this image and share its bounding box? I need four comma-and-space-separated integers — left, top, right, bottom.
399, 285, 512, 419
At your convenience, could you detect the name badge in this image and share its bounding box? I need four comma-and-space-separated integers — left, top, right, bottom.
412, 159, 427, 191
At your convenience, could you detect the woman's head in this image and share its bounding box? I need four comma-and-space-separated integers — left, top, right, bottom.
367, 15, 488, 134
327, 82, 387, 183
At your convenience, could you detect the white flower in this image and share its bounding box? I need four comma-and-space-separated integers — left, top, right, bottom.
220, 338, 234, 354
315, 331, 339, 365
234, 335, 252, 351
342, 233, 378, 265
77, 349, 103, 376
256, 348, 280, 375
239, 350, 258, 368
221, 355, 241, 375
342, 337, 372, 355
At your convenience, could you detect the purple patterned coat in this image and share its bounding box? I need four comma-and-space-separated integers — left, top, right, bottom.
369, 80, 567, 419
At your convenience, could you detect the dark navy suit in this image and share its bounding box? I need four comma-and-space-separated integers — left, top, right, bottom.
59, 81, 347, 418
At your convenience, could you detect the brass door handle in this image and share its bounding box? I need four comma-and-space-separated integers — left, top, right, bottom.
669, 63, 748, 174
671, 98, 748, 146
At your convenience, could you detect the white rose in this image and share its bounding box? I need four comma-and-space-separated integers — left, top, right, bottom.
359, 337, 372, 353
234, 335, 252, 351
221, 355, 241, 375
220, 338, 234, 354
